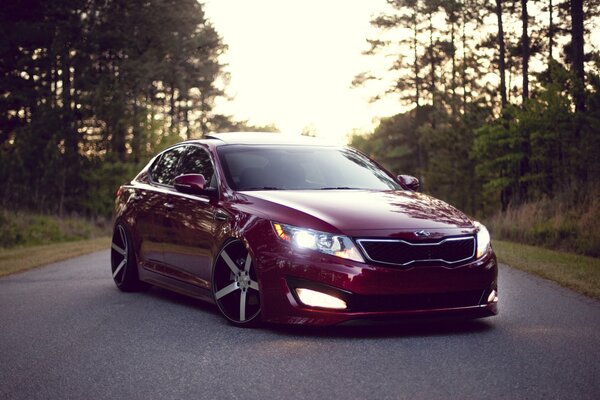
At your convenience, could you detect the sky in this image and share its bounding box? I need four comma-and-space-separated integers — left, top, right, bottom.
203, 0, 396, 144
203, 1, 600, 145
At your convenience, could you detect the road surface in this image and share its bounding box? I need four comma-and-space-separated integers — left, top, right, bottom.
1, 250, 599, 399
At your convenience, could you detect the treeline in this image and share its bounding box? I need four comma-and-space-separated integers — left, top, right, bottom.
0, 0, 254, 216
351, 0, 600, 216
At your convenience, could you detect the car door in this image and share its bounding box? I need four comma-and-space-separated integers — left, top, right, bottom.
161, 144, 220, 290
139, 145, 187, 276
130, 180, 164, 270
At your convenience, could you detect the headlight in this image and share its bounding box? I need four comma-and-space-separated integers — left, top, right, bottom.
272, 222, 364, 263
474, 222, 491, 258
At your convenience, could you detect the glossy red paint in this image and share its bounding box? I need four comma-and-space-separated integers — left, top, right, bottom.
242, 219, 497, 325
112, 132, 498, 326
237, 190, 473, 234
173, 174, 208, 194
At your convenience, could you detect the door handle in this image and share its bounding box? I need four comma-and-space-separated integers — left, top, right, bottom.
163, 202, 175, 210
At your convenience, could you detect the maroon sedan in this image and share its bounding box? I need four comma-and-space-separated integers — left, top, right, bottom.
111, 132, 498, 326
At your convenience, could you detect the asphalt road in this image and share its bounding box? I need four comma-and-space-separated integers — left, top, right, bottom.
1, 251, 599, 400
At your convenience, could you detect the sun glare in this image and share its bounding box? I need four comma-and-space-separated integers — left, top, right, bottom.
204, 0, 397, 144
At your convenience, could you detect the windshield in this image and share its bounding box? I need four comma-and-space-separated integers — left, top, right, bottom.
217, 145, 401, 191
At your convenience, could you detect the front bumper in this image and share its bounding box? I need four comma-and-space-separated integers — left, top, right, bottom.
252, 239, 498, 326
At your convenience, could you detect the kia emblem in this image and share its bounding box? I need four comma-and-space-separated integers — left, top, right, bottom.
414, 230, 431, 237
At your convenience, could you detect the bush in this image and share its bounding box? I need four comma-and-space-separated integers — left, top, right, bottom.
0, 209, 109, 248
486, 187, 600, 257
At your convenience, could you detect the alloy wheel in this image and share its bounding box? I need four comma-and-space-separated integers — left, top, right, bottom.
213, 240, 261, 325
111, 224, 129, 286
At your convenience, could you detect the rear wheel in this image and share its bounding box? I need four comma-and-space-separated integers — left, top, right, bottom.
212, 240, 261, 326
111, 223, 148, 292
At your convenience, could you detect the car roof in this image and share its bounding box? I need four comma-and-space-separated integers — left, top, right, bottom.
205, 132, 339, 146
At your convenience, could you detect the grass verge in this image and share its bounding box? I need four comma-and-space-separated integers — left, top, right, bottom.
486, 188, 600, 257
0, 209, 109, 248
494, 239, 600, 301
0, 237, 110, 277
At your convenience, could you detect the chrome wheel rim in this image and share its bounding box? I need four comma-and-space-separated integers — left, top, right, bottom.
213, 240, 260, 323
111, 225, 128, 285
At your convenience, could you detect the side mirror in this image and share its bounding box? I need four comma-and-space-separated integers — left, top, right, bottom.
174, 174, 216, 196
397, 174, 420, 191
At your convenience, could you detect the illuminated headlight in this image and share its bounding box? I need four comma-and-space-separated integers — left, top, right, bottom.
272, 222, 364, 263
475, 222, 491, 258
295, 288, 347, 309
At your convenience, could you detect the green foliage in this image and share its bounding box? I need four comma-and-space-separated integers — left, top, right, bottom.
350, 107, 430, 179
420, 121, 481, 215
0, 209, 108, 248
581, 60, 600, 181
209, 115, 280, 134
353, 62, 600, 219
473, 62, 594, 211
80, 160, 144, 217
351, 104, 489, 215
356, 0, 600, 225
0, 0, 230, 216
487, 187, 600, 258
473, 109, 523, 212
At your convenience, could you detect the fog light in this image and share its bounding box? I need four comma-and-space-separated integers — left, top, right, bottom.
487, 290, 498, 303
295, 288, 347, 309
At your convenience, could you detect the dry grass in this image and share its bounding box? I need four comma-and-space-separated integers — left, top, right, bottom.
0, 237, 110, 277
494, 239, 600, 300
0, 209, 110, 248
487, 188, 600, 257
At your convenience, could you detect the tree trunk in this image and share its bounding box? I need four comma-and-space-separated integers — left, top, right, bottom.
521, 0, 529, 102
450, 11, 457, 119
170, 83, 177, 134
462, 1, 468, 115
184, 98, 191, 140
132, 94, 141, 163
428, 12, 436, 129
199, 92, 208, 137
495, 0, 507, 109
413, 11, 420, 108
570, 0, 585, 113
549, 0, 554, 60
62, 47, 79, 157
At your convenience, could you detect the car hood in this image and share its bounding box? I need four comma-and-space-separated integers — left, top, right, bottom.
238, 190, 474, 236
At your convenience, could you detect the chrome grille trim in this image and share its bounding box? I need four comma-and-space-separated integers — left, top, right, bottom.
356, 236, 476, 266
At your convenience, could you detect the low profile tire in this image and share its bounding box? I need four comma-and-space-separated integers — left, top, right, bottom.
212, 239, 261, 326
111, 223, 148, 292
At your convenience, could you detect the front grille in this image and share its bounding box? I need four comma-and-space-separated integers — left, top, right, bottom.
349, 290, 485, 312
356, 236, 476, 267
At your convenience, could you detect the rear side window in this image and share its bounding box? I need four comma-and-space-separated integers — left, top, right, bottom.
178, 145, 218, 188
151, 146, 186, 185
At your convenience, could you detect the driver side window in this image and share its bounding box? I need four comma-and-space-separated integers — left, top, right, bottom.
178, 145, 218, 188
150, 146, 186, 185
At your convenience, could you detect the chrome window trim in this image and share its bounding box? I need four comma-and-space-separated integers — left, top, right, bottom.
130, 182, 211, 204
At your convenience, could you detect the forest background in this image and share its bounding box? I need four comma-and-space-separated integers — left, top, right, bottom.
1, 0, 599, 256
